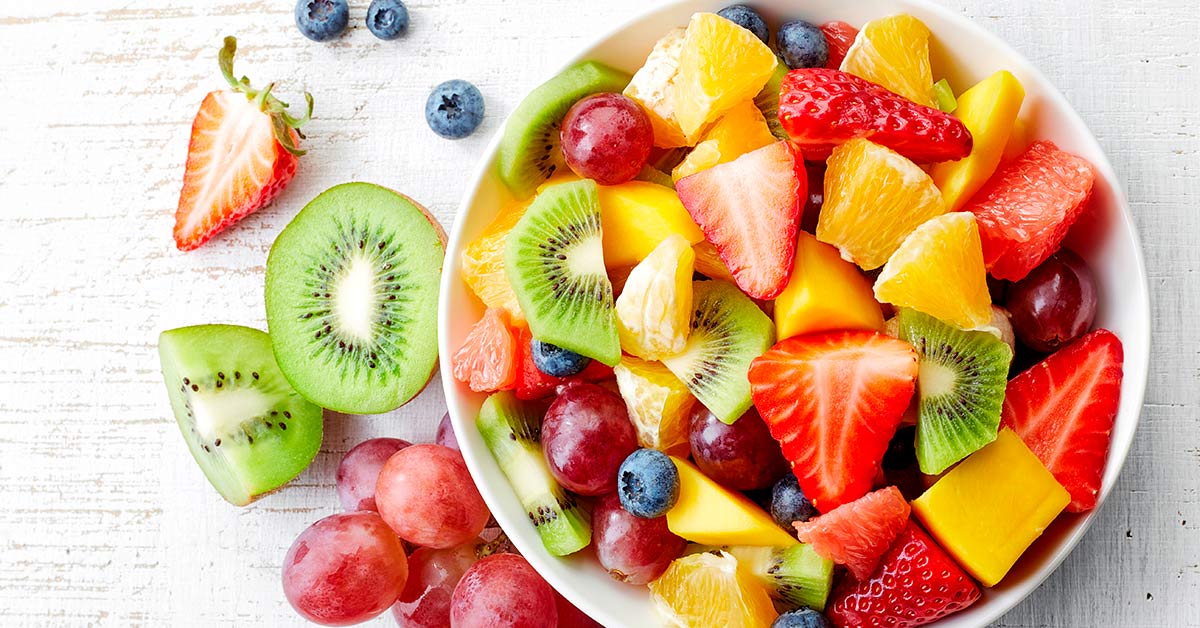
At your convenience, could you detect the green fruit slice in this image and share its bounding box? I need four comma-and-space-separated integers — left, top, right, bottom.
725, 544, 834, 611
755, 59, 790, 140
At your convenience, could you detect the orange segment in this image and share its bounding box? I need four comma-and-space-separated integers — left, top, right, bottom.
614, 356, 695, 456
624, 27, 694, 148
672, 100, 777, 181
841, 14, 936, 108
816, 138, 946, 270
874, 213, 993, 330
648, 551, 778, 628
461, 200, 529, 321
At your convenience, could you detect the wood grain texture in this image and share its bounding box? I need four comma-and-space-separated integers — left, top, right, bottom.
0, 0, 1196, 625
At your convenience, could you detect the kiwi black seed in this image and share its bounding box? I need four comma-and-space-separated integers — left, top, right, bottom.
726, 544, 835, 611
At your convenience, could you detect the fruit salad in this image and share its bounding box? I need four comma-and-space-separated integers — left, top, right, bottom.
455, 6, 1124, 627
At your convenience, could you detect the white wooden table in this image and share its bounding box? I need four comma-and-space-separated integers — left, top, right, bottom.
0, 0, 1196, 625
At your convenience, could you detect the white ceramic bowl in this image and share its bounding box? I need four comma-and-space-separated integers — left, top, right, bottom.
439, 1, 1151, 625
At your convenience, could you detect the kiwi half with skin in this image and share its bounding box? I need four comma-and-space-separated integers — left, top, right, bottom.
504, 178, 620, 366
755, 60, 790, 140
724, 544, 834, 611
265, 183, 444, 414
476, 391, 591, 556
896, 308, 1013, 474
158, 324, 322, 506
497, 61, 632, 198
662, 280, 776, 424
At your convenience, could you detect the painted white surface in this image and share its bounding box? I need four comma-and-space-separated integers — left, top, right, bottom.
0, 0, 1195, 626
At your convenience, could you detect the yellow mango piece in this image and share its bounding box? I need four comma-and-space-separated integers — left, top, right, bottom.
931, 71, 1026, 211
616, 234, 695, 359
667, 456, 798, 547
597, 181, 704, 268
624, 27, 695, 148
912, 428, 1069, 587
674, 13, 778, 139
614, 356, 695, 456
1002, 117, 1030, 163
775, 232, 884, 340
461, 199, 530, 321
672, 101, 777, 181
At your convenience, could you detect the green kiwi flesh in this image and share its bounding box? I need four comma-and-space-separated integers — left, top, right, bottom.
662, 280, 776, 424
476, 391, 591, 556
755, 60, 790, 140
497, 61, 632, 198
635, 164, 675, 189
265, 183, 444, 414
504, 179, 620, 366
724, 544, 834, 611
158, 325, 322, 506
896, 308, 1014, 474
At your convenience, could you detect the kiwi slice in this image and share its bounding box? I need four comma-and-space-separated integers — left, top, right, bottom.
725, 544, 834, 612
476, 391, 591, 556
265, 183, 444, 414
755, 59, 790, 140
662, 280, 776, 424
504, 179, 620, 366
158, 325, 322, 506
896, 308, 1014, 474
497, 61, 632, 198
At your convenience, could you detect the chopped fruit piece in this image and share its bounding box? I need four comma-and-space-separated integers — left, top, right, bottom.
536, 171, 581, 194
816, 139, 946, 270
775, 232, 885, 341
625, 27, 695, 148
931, 79, 956, 113
930, 71, 1026, 211
794, 486, 910, 581
649, 551, 779, 628
597, 181, 705, 269
460, 199, 529, 320
614, 357, 696, 456
724, 544, 833, 612
912, 428, 1070, 586
874, 213, 993, 330
666, 456, 798, 547
964, 140, 1098, 281
672, 101, 777, 181
755, 61, 791, 140
693, 240, 735, 282
1002, 117, 1030, 162
1001, 329, 1124, 512
677, 141, 804, 299
779, 69, 972, 162
821, 21, 859, 70
840, 14, 936, 108
636, 164, 675, 188
674, 12, 779, 138
749, 331, 918, 512
827, 522, 981, 627
897, 309, 1013, 474
452, 308, 518, 393
561, 93, 654, 186
1006, 249, 1098, 353
616, 234, 695, 360
513, 326, 613, 400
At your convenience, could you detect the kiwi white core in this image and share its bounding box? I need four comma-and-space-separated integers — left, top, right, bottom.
189, 387, 272, 440
333, 254, 379, 344
567, 236, 607, 278
919, 360, 957, 399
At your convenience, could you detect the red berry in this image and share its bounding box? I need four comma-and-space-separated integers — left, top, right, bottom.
560, 93, 653, 185
820, 21, 859, 69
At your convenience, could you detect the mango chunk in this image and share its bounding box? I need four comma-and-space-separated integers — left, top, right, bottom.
667, 456, 798, 547
672, 100, 777, 181
596, 181, 704, 268
930, 71, 1025, 211
774, 232, 884, 340
912, 428, 1069, 587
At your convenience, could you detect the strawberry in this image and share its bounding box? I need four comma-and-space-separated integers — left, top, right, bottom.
1001, 329, 1124, 512
748, 331, 918, 512
778, 68, 972, 162
174, 37, 313, 251
675, 141, 804, 300
827, 522, 981, 627
514, 326, 613, 400
794, 485, 911, 581
820, 21, 859, 69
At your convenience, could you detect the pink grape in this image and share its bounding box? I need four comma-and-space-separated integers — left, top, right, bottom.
392, 541, 480, 628
592, 493, 686, 585
282, 512, 408, 626
1006, 249, 1098, 353
336, 437, 411, 512
688, 405, 789, 491
435, 412, 460, 451
376, 444, 490, 548
450, 553, 557, 628
560, 93, 653, 186
541, 382, 638, 496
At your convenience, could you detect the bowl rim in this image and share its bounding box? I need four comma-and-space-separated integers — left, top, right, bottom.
437, 1, 1151, 625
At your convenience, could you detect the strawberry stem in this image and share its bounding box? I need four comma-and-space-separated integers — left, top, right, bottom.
217, 36, 314, 156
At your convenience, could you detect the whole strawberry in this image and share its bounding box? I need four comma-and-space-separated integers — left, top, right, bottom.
173, 37, 313, 251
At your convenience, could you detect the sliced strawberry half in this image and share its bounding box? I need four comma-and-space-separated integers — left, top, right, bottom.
174, 37, 313, 251
1001, 329, 1124, 512
748, 331, 918, 512
795, 485, 911, 581
820, 21, 859, 69
513, 326, 613, 400
778, 68, 972, 163
675, 141, 804, 300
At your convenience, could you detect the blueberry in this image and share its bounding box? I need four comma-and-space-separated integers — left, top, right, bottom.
530, 339, 590, 377
425, 79, 485, 139
772, 607, 832, 628
716, 5, 769, 44
617, 449, 680, 518
770, 474, 818, 527
294, 0, 349, 42
366, 0, 409, 41
776, 20, 828, 69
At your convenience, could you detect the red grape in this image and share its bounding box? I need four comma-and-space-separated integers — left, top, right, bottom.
1006, 249, 1097, 353
435, 412, 460, 451
542, 383, 639, 496
392, 540, 480, 628
592, 493, 686, 585
282, 512, 408, 626
688, 405, 789, 491
376, 444, 490, 548
560, 93, 653, 185
336, 438, 411, 512
450, 553, 557, 628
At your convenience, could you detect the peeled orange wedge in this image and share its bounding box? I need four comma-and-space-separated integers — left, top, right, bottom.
672, 100, 777, 181
613, 356, 695, 456
615, 234, 695, 359
841, 14, 937, 108
648, 551, 778, 628
461, 199, 529, 321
